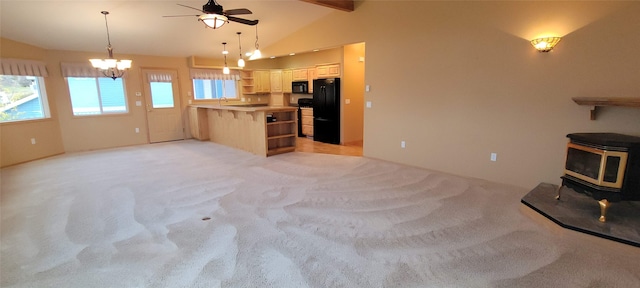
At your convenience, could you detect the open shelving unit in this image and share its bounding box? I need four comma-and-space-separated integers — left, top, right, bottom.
266, 110, 297, 156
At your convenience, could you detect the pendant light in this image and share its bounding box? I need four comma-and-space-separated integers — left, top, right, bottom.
222, 42, 230, 74
89, 11, 132, 80
249, 24, 261, 60
236, 32, 245, 68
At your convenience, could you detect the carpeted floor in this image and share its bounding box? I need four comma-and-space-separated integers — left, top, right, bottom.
1, 140, 639, 288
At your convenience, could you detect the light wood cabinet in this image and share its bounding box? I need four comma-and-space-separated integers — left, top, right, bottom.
307, 68, 316, 94
266, 109, 298, 156
292, 68, 308, 81
300, 107, 313, 137
316, 64, 340, 78
254, 70, 271, 93
270, 70, 283, 93
188, 107, 209, 140
282, 69, 293, 93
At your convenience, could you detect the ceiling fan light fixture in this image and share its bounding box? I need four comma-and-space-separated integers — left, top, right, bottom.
89, 11, 131, 80
199, 14, 227, 29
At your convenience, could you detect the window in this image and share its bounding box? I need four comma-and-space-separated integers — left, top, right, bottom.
0, 75, 50, 123
150, 82, 175, 108
193, 79, 238, 100
67, 77, 128, 116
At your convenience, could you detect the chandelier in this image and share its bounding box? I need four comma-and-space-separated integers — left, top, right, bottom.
89, 11, 132, 80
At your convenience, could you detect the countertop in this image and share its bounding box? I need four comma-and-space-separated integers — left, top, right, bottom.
190, 104, 297, 112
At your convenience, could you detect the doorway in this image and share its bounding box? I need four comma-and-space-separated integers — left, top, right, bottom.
142, 69, 184, 143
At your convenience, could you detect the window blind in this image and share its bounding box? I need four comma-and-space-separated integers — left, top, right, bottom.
0, 58, 49, 77
60, 62, 104, 78
190, 68, 239, 81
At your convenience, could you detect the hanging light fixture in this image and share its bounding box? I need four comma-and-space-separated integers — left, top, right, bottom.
530, 37, 562, 52
199, 14, 228, 29
236, 32, 245, 68
222, 42, 230, 74
89, 11, 132, 80
249, 24, 262, 60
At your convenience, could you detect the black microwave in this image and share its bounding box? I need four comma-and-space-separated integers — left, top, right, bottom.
292, 81, 308, 94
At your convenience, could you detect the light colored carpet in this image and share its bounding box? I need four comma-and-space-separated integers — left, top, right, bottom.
1, 140, 638, 288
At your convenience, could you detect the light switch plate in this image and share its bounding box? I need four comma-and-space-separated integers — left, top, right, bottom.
345, 99, 351, 104
366, 101, 372, 108
135, 100, 142, 106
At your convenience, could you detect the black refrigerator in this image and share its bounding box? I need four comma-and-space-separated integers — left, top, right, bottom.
313, 78, 340, 144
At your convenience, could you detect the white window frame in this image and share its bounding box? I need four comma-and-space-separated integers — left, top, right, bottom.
192, 78, 239, 100
66, 76, 129, 116
0, 75, 51, 123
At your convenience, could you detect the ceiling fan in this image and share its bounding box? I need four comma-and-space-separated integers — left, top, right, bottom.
163, 0, 259, 29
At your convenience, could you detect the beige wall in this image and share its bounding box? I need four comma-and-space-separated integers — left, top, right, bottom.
0, 38, 205, 166
342, 43, 365, 144
1, 38, 65, 166
264, 1, 640, 189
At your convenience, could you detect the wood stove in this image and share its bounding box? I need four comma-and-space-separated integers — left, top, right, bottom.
558, 133, 640, 222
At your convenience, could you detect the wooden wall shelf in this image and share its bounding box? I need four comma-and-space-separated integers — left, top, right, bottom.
572, 97, 640, 120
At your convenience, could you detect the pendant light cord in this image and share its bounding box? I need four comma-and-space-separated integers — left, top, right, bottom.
101, 11, 112, 47
254, 25, 259, 50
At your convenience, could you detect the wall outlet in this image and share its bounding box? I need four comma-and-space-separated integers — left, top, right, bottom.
135, 92, 142, 97
258, 97, 261, 102
135, 128, 140, 133
345, 99, 351, 104
31, 138, 36, 145
248, 98, 252, 102
490, 153, 497, 162
401, 141, 406, 148
135, 100, 142, 106
365, 85, 370, 92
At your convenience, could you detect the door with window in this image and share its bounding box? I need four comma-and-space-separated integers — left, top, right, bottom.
142, 69, 184, 143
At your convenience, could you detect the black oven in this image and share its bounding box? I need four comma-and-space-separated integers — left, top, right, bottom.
292, 81, 308, 94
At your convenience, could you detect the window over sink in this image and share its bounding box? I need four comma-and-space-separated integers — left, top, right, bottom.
193, 79, 237, 100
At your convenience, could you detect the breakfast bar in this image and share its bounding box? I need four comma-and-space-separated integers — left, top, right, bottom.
189, 104, 298, 156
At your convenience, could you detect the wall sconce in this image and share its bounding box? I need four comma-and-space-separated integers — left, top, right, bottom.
530, 37, 562, 52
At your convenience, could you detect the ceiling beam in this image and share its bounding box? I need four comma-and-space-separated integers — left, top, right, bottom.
299, 0, 354, 12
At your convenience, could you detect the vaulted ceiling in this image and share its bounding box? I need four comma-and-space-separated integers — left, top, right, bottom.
0, 0, 355, 59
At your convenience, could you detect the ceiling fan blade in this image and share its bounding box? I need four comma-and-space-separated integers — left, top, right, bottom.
227, 16, 259, 26
224, 8, 252, 16
162, 14, 200, 18
177, 4, 204, 13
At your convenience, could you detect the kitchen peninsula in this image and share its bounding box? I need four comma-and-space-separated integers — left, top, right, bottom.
189, 104, 298, 156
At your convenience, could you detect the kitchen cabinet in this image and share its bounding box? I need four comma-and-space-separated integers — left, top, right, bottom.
316, 64, 340, 78
254, 70, 271, 93
292, 68, 308, 81
270, 70, 283, 93
188, 106, 209, 140
307, 68, 316, 94
282, 69, 293, 93
300, 107, 313, 137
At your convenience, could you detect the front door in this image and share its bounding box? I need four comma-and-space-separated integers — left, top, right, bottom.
142, 69, 184, 143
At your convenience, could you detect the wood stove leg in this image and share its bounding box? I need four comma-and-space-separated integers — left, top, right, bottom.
598, 199, 611, 223
555, 185, 562, 200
